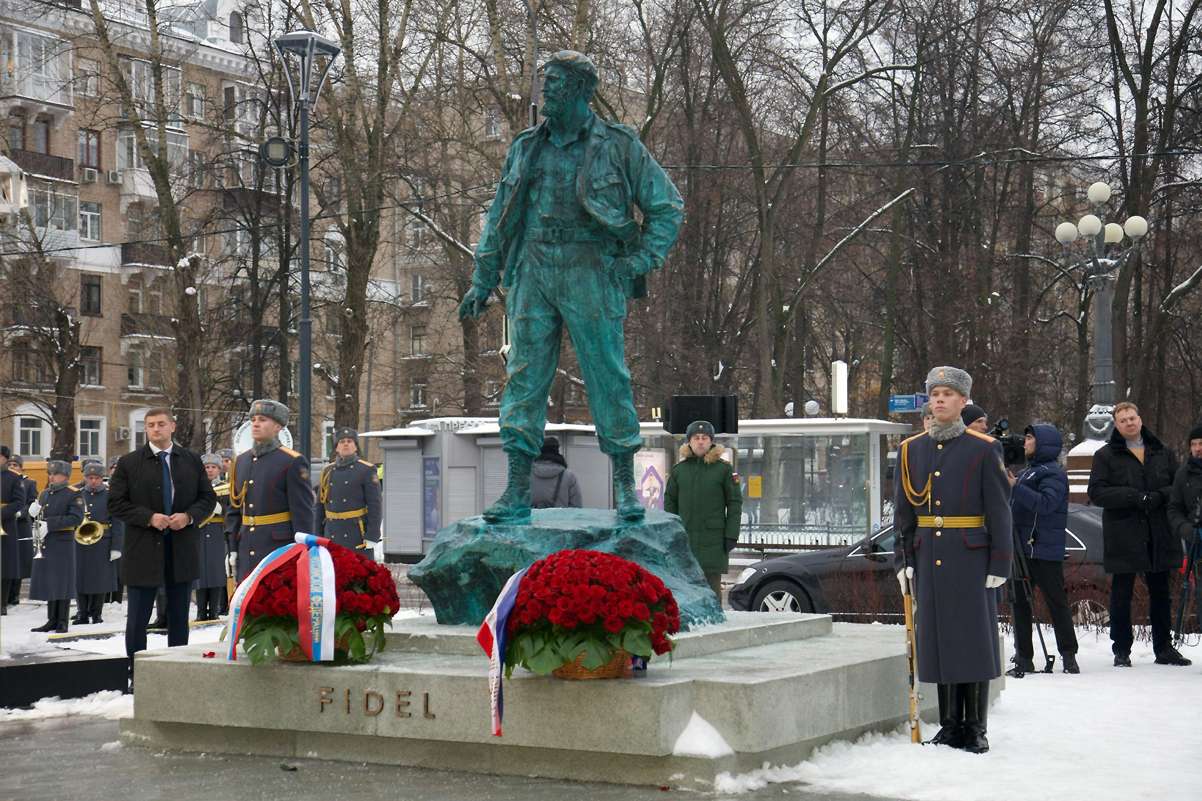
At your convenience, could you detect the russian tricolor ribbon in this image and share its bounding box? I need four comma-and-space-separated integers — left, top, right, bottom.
227, 533, 337, 662
476, 567, 527, 737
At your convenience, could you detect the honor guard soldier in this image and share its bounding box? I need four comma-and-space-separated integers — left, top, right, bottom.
29, 460, 85, 633
894, 366, 1012, 754
219, 449, 234, 482
194, 454, 229, 620
72, 462, 122, 625
316, 428, 383, 558
225, 400, 315, 581
1, 445, 26, 615
9, 455, 37, 607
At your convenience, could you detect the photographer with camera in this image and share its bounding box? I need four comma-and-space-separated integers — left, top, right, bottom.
1088, 402, 1191, 667
1006, 424, 1080, 674
1167, 424, 1202, 547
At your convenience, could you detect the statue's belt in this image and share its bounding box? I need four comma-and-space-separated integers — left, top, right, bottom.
525, 226, 609, 244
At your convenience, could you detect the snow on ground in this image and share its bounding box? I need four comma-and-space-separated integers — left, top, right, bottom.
716, 628, 1202, 801
0, 691, 132, 722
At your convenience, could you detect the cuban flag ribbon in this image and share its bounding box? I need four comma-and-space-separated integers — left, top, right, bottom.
476, 568, 527, 737
227, 533, 337, 662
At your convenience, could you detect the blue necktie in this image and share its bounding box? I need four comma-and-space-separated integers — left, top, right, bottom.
159, 451, 173, 513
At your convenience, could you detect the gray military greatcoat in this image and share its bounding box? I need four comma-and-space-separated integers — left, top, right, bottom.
30, 484, 85, 602
893, 428, 1013, 684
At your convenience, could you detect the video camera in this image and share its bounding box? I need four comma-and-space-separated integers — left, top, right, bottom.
989, 418, 1027, 469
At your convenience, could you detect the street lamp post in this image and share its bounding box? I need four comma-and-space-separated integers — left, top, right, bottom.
274, 30, 340, 463
1053, 181, 1148, 442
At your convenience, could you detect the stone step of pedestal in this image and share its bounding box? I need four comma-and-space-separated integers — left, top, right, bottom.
384, 611, 833, 659
120, 618, 1001, 787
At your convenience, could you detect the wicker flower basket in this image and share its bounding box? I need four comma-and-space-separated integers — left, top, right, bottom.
552, 648, 632, 680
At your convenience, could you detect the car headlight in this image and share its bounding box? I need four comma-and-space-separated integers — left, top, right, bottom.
735, 567, 758, 586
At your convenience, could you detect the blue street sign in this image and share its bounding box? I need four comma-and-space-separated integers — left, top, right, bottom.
888, 393, 929, 414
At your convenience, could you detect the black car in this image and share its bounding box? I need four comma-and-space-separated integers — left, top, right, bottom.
728, 503, 1107, 623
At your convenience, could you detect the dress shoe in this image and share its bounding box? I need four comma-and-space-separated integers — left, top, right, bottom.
31, 620, 56, 632
1154, 647, 1192, 666
149, 619, 169, 630
91, 616, 104, 625
1113, 653, 1132, 667
1062, 653, 1080, 674
1005, 658, 1033, 678
54, 624, 68, 633
71, 615, 88, 625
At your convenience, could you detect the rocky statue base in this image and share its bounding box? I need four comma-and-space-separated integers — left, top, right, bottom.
408, 508, 725, 630
120, 613, 1003, 787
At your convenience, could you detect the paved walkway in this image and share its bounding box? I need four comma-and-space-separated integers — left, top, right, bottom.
0, 717, 891, 801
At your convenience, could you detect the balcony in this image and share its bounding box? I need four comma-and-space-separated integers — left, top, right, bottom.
119, 312, 175, 352
9, 149, 74, 183
121, 242, 172, 268
0, 29, 74, 122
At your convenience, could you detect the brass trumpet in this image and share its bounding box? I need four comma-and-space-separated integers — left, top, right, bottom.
75, 513, 106, 546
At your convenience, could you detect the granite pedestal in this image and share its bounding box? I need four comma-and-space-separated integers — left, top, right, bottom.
119, 613, 1002, 787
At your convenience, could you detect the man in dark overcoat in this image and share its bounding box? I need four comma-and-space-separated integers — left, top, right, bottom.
316, 428, 382, 558
894, 366, 1012, 754
194, 454, 228, 620
1088, 401, 1190, 667
29, 460, 85, 632
72, 462, 122, 624
12, 456, 38, 602
1, 446, 26, 614
224, 399, 315, 581
109, 407, 216, 670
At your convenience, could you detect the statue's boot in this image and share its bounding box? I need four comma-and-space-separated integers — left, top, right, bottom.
612, 452, 645, 522
483, 452, 533, 523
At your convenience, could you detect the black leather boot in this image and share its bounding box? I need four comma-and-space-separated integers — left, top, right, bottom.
925, 683, 962, 747
482, 452, 533, 523
959, 681, 990, 754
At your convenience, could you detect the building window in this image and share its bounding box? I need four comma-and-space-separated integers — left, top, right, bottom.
127, 275, 143, 313
127, 349, 162, 389
484, 380, 501, 407
78, 418, 103, 459
410, 325, 427, 356
409, 382, 427, 409
31, 117, 50, 154
229, 12, 244, 44
12, 340, 51, 385
134, 419, 146, 450
18, 416, 44, 457
79, 203, 102, 242
128, 349, 144, 388
187, 149, 207, 188
7, 116, 24, 151
411, 272, 426, 304
77, 58, 100, 97
185, 82, 205, 119
80, 274, 102, 314
566, 381, 584, 406
29, 187, 77, 232
78, 129, 101, 168
116, 128, 188, 172
484, 108, 501, 140
80, 346, 102, 385
321, 421, 335, 460
324, 237, 344, 271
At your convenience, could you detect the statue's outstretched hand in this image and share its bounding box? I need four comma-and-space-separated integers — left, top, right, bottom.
458, 285, 491, 320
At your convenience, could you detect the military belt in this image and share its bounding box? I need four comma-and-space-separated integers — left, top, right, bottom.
243, 511, 292, 526
325, 507, 367, 521
525, 226, 608, 244
917, 515, 985, 528
203, 515, 224, 526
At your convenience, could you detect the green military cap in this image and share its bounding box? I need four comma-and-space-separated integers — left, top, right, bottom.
47, 460, 71, 477
249, 398, 290, 427
925, 366, 972, 398
685, 420, 716, 439
83, 462, 105, 477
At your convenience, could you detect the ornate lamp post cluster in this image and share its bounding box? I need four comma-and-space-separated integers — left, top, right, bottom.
1052, 181, 1148, 441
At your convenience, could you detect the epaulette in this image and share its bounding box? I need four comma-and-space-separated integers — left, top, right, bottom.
899, 431, 928, 448
280, 447, 301, 458
358, 459, 373, 468
965, 429, 996, 445
68, 485, 81, 492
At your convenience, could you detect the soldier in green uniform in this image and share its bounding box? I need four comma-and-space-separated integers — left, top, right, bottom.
458, 50, 684, 523
29, 460, 85, 632
316, 428, 383, 559
225, 400, 315, 581
894, 367, 1012, 754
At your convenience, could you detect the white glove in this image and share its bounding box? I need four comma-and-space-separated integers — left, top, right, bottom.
28, 499, 42, 517
370, 539, 384, 563
896, 566, 914, 595
109, 550, 121, 561
985, 574, 1007, 589
226, 552, 237, 572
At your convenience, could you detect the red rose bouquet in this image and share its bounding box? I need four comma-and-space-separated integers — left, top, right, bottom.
504, 549, 681, 677
234, 541, 401, 665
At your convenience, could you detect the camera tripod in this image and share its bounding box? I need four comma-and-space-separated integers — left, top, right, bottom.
1172, 498, 1202, 648
1008, 530, 1055, 677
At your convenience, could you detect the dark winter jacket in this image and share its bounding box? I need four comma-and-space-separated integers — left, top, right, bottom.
665, 444, 743, 574
530, 460, 583, 509
1166, 457, 1202, 545
1087, 426, 1181, 574
1010, 424, 1069, 561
